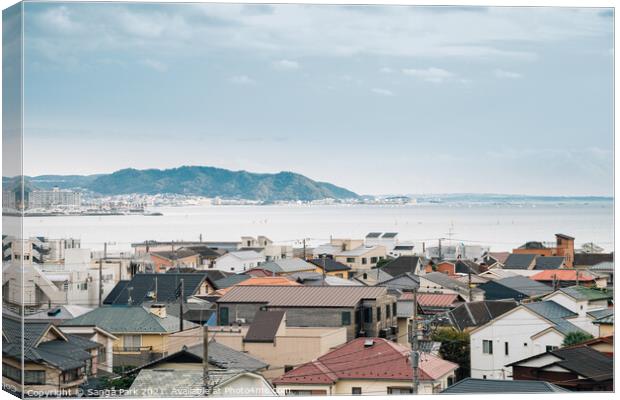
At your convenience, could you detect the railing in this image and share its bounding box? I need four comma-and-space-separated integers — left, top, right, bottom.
113, 346, 152, 353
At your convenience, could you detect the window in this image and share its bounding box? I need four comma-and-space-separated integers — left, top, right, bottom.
392, 303, 397, 316
546, 345, 558, 352
284, 365, 294, 373
504, 342, 509, 356
3, 363, 21, 382
376, 306, 382, 321
386, 304, 391, 318
346, 257, 355, 263
62, 368, 83, 383
447, 376, 454, 387
352, 387, 362, 395
364, 307, 373, 323
98, 347, 106, 363
219, 307, 230, 325
341, 311, 351, 326
361, 258, 367, 265
483, 375, 487, 380
388, 387, 412, 395
124, 335, 141, 349
483, 340, 493, 354
370, 257, 378, 263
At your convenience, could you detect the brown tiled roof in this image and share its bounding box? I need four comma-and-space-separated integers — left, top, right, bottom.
217, 285, 388, 307
272, 338, 457, 385
244, 310, 285, 343
214, 276, 300, 295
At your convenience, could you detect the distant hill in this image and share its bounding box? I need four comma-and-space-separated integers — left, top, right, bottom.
17, 166, 360, 201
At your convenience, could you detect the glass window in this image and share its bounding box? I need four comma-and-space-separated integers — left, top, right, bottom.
2, 363, 21, 382
362, 258, 367, 265
352, 387, 362, 395
341, 311, 351, 326
386, 304, 391, 318
124, 335, 141, 349
392, 303, 397, 316
364, 307, 373, 323
483, 340, 493, 354
546, 345, 558, 352
219, 307, 229, 325
376, 306, 382, 321
504, 342, 509, 356
346, 258, 355, 263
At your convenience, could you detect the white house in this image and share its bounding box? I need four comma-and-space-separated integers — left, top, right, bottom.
542, 286, 612, 336
469, 300, 591, 380
213, 251, 265, 273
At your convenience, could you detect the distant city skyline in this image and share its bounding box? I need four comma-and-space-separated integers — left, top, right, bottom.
20, 3, 613, 196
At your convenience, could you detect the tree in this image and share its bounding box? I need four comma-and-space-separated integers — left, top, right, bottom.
562, 331, 594, 347
375, 258, 391, 269
431, 327, 470, 381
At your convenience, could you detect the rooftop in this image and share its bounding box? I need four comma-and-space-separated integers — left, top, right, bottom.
273, 337, 457, 385
558, 286, 613, 301
260, 258, 317, 273
308, 258, 352, 272
217, 285, 389, 307
441, 378, 567, 394
244, 310, 285, 343
531, 270, 595, 282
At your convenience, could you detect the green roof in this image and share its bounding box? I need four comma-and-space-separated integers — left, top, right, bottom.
62, 306, 196, 333
560, 286, 613, 301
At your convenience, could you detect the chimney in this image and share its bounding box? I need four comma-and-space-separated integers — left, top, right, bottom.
149, 303, 167, 318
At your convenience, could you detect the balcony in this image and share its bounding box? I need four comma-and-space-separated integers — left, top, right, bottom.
113, 346, 152, 353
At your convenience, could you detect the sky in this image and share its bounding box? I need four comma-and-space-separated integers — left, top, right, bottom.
19, 3, 614, 196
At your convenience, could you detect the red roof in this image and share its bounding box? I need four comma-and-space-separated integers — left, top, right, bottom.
272, 338, 458, 385
400, 292, 459, 308
245, 268, 276, 277
531, 270, 595, 282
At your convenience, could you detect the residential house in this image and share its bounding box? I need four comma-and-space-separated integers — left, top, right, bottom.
57, 325, 118, 373
128, 369, 276, 397
2, 315, 103, 396
512, 234, 575, 267
507, 346, 613, 391
441, 378, 567, 394
445, 300, 518, 332
149, 249, 200, 272
395, 292, 459, 347
103, 273, 213, 305
569, 335, 613, 356
418, 272, 484, 302
574, 252, 614, 268
477, 276, 553, 301
478, 268, 539, 280
379, 256, 427, 277
389, 244, 416, 258
177, 245, 225, 269
62, 305, 200, 367
307, 258, 352, 279
126, 341, 268, 374
213, 251, 265, 273
207, 310, 348, 379
531, 269, 605, 289
216, 286, 398, 340
351, 269, 393, 286
364, 232, 399, 252
592, 312, 614, 337
432, 260, 482, 276
239, 235, 293, 262
213, 276, 301, 296
588, 261, 614, 288
469, 300, 590, 379
132, 240, 241, 255
542, 286, 613, 336
272, 337, 458, 395
334, 245, 387, 271
259, 258, 317, 276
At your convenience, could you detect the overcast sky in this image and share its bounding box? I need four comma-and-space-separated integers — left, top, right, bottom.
21, 3, 613, 196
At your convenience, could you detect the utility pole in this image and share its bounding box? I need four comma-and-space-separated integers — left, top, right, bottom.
203, 324, 210, 394
575, 269, 579, 287
179, 279, 185, 332
321, 253, 327, 286
438, 238, 442, 261
98, 257, 103, 307
468, 265, 472, 301
302, 239, 306, 260
410, 287, 419, 395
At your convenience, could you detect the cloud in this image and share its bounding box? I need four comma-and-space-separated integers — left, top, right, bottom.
229, 75, 256, 85
379, 67, 393, 73
371, 88, 394, 96
273, 59, 300, 70
494, 69, 522, 79
402, 67, 454, 83
142, 59, 168, 72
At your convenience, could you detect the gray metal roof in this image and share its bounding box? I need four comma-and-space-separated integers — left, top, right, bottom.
442, 378, 567, 393
244, 310, 285, 342
217, 285, 389, 307
534, 256, 565, 270
491, 276, 553, 297
188, 342, 268, 371
260, 258, 316, 273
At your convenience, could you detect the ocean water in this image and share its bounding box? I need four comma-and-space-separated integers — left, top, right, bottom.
19, 202, 614, 254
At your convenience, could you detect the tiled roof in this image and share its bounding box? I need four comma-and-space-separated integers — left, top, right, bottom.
523, 301, 584, 335
441, 378, 567, 393
423, 272, 469, 290
503, 253, 537, 269
151, 249, 197, 261
103, 273, 208, 305
213, 274, 252, 289
590, 308, 614, 325
217, 285, 389, 307
379, 256, 424, 277
401, 293, 459, 308
308, 258, 351, 272
589, 261, 614, 271
377, 272, 420, 291
24, 305, 93, 322
272, 338, 457, 385
226, 250, 264, 260
352, 269, 393, 284
214, 276, 300, 295
455, 260, 481, 274
574, 253, 614, 267
531, 270, 595, 282
485, 276, 553, 297
62, 306, 197, 333
244, 310, 285, 342
487, 252, 510, 264
533, 256, 565, 270
446, 300, 518, 331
